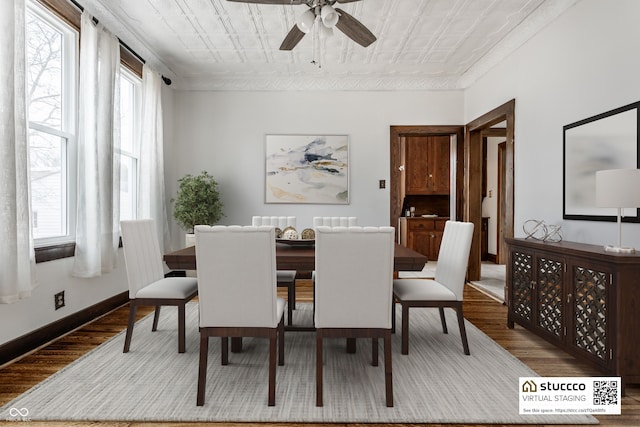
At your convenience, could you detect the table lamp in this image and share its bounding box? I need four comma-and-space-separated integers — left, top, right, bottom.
595, 169, 640, 253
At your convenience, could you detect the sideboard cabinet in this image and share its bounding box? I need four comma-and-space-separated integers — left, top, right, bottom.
506, 238, 640, 388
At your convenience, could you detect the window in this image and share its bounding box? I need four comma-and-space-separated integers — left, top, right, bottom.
27, 0, 144, 260
26, 1, 77, 244
119, 68, 141, 221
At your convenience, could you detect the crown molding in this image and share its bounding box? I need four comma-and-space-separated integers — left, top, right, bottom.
175, 74, 462, 91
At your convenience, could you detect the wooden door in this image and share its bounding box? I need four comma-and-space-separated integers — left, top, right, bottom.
405, 137, 430, 194
430, 135, 450, 194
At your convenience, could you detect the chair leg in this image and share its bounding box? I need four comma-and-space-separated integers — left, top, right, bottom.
316, 331, 323, 407
287, 285, 294, 326
439, 307, 448, 334
291, 280, 296, 310
197, 332, 209, 406
312, 280, 316, 321
278, 318, 285, 366
401, 303, 409, 355
372, 338, 379, 366
384, 330, 393, 407
178, 303, 186, 353
268, 331, 277, 406
456, 304, 471, 355
391, 297, 396, 334
152, 305, 161, 331
123, 301, 137, 353
221, 337, 229, 365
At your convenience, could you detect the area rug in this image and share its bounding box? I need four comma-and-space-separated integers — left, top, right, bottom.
2, 303, 596, 424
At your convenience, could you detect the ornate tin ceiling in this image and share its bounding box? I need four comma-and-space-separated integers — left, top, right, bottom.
80, 0, 578, 90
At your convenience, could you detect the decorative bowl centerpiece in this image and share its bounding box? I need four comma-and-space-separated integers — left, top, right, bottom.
276, 227, 315, 246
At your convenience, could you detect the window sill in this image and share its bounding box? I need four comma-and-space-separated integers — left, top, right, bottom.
34, 238, 122, 263
35, 243, 76, 263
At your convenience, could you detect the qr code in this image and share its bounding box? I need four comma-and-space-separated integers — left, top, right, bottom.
593, 380, 618, 405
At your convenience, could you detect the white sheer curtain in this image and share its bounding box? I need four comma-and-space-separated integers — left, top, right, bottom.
72, 11, 121, 278
0, 0, 37, 303
139, 65, 171, 252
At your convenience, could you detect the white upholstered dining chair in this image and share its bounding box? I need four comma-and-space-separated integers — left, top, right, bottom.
120, 219, 198, 354
251, 215, 297, 325
314, 226, 395, 407
194, 225, 285, 406
392, 220, 474, 355
312, 216, 358, 227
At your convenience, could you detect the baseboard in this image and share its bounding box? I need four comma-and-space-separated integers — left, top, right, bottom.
0, 291, 129, 367
486, 253, 497, 264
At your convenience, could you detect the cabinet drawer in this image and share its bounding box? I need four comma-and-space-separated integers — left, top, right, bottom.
407, 219, 436, 231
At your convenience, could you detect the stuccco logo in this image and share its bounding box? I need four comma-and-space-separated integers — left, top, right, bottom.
540, 382, 586, 391
522, 380, 537, 392
522, 379, 587, 392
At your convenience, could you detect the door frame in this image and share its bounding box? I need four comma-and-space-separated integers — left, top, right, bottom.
464, 99, 515, 280
389, 126, 465, 237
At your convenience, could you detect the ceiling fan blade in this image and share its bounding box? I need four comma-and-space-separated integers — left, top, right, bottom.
336, 0, 364, 3
279, 25, 306, 50
334, 7, 376, 48
226, 0, 306, 5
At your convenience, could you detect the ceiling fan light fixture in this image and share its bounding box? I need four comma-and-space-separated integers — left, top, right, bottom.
319, 24, 333, 39
296, 9, 315, 33
321, 5, 339, 28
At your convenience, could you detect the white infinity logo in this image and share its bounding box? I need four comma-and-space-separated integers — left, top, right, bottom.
9, 407, 29, 417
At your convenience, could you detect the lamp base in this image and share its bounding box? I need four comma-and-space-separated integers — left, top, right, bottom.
604, 245, 636, 253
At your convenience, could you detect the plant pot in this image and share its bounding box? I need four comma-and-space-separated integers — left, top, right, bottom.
185, 233, 196, 248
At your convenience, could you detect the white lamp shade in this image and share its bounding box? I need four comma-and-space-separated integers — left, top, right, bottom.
595, 169, 640, 207
321, 5, 339, 28
296, 9, 315, 33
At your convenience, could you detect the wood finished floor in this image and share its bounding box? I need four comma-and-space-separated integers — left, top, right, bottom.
1, 280, 638, 427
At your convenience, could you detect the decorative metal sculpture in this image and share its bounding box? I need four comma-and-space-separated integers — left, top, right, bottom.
523, 219, 563, 242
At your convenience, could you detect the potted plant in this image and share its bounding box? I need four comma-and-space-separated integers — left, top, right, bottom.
173, 171, 224, 246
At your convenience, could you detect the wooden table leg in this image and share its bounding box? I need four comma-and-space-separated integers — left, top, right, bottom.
346, 338, 356, 353
231, 337, 243, 352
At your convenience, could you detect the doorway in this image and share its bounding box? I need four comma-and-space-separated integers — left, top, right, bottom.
389, 126, 465, 235
464, 99, 515, 281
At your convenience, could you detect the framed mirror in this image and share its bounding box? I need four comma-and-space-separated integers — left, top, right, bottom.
563, 101, 640, 222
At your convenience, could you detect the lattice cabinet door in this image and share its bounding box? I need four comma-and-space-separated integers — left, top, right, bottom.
568, 262, 612, 369
508, 249, 534, 327
534, 255, 565, 344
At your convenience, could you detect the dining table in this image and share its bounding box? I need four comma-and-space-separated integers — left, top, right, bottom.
163, 241, 427, 272
163, 241, 427, 352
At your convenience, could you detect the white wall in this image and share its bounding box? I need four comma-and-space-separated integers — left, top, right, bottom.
0, 252, 128, 346
166, 90, 464, 249
465, 0, 640, 247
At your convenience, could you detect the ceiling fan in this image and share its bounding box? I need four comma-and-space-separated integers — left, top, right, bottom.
226, 0, 377, 51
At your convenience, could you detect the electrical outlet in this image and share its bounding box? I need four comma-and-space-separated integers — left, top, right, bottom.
379, 179, 386, 189
54, 291, 65, 310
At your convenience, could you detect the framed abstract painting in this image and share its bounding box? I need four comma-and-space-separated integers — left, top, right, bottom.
265, 134, 349, 204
